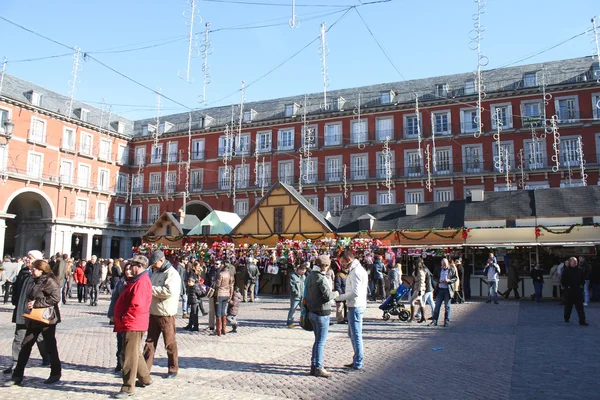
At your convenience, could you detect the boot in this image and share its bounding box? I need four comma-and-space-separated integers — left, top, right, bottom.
221, 316, 227, 335
309, 365, 316, 376
212, 318, 222, 336
408, 306, 415, 322
231, 323, 237, 333
315, 368, 331, 378
417, 306, 426, 323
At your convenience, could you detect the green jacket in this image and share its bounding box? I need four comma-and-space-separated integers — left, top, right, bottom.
289, 272, 305, 300
305, 269, 336, 316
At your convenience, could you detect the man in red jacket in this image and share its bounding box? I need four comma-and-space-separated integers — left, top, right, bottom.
112, 255, 152, 399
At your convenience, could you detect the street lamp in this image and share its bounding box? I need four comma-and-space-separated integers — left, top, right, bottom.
0, 119, 14, 145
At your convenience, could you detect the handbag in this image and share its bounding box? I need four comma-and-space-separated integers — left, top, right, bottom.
299, 284, 313, 331
205, 287, 215, 298
23, 306, 55, 325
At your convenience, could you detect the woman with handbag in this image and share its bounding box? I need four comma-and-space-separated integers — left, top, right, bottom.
5, 259, 62, 386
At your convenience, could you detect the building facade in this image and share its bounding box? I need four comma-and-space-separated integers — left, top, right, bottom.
1, 56, 599, 258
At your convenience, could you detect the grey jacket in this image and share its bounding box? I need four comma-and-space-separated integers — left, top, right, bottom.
305, 269, 337, 316
289, 272, 305, 300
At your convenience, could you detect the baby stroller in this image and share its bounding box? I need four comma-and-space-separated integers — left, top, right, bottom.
379, 284, 410, 321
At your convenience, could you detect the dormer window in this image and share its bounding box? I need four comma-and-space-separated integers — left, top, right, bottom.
116, 121, 125, 134
142, 124, 156, 136
243, 109, 257, 122
524, 72, 537, 88
203, 115, 215, 128
158, 121, 173, 134
79, 108, 90, 122
29, 91, 43, 107
285, 103, 299, 117
380, 91, 394, 104
333, 97, 346, 111
464, 80, 476, 95
434, 84, 448, 98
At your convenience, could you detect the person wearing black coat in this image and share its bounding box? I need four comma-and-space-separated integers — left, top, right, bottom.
561, 257, 588, 326
205, 262, 220, 330
85, 255, 102, 306
371, 256, 386, 301
530, 264, 544, 302
184, 277, 205, 331
334, 267, 348, 324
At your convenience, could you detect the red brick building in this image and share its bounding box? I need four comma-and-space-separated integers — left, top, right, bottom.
1, 56, 599, 258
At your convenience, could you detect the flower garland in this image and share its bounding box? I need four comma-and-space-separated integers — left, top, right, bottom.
536, 223, 599, 235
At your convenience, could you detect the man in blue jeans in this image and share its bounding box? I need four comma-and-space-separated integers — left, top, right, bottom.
336, 249, 369, 371
484, 256, 501, 304
286, 263, 307, 327
431, 258, 458, 327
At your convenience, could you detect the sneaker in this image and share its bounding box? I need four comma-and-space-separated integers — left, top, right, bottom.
2, 367, 13, 374
287, 323, 296, 329
583, 303, 589, 306
112, 392, 133, 399
44, 375, 61, 384
485, 300, 491, 304
135, 379, 153, 388
580, 322, 590, 326
166, 372, 178, 379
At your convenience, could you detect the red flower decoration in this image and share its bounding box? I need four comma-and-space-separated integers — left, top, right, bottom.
535, 227, 541, 237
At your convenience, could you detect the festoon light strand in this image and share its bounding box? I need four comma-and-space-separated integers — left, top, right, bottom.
352, 92, 366, 150
198, 22, 212, 104
66, 46, 82, 118
318, 22, 330, 110
179, 0, 201, 83
469, 0, 488, 138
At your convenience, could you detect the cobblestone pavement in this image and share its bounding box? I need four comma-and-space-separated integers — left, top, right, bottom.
0, 294, 598, 400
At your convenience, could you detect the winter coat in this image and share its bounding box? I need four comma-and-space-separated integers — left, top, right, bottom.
175, 263, 187, 296
334, 271, 347, 295
53, 259, 67, 282
150, 260, 181, 316
27, 274, 62, 326
550, 265, 561, 286
73, 265, 87, 285
245, 262, 260, 284
114, 270, 152, 332
434, 266, 458, 298
85, 261, 102, 285
107, 278, 127, 318
305, 268, 337, 315
206, 266, 219, 289
11, 266, 35, 324
561, 267, 585, 295
581, 262, 592, 281
336, 259, 369, 308
507, 265, 520, 289
289, 272, 306, 300
530, 268, 544, 284
216, 268, 234, 298
388, 266, 401, 284
186, 284, 204, 305
227, 291, 242, 317
414, 268, 426, 295
372, 260, 385, 280
591, 263, 600, 285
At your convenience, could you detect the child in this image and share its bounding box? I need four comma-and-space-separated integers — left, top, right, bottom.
185, 277, 205, 331
227, 287, 242, 333
107, 262, 132, 372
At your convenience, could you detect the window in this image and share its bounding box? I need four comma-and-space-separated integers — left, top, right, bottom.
593, 94, 600, 120
158, 122, 173, 134
191, 169, 204, 192
243, 109, 256, 122
75, 199, 88, 220
278, 160, 294, 184
324, 195, 342, 216
493, 142, 514, 172
191, 139, 205, 160
432, 111, 450, 135
62, 127, 76, 150
30, 91, 43, 107
325, 156, 342, 182
301, 126, 317, 149
491, 104, 513, 129
434, 84, 448, 97
116, 121, 125, 134
435, 148, 451, 175
0, 108, 9, 134
435, 188, 453, 202
117, 145, 129, 164
96, 202, 108, 223
460, 108, 479, 133
79, 108, 90, 122
376, 117, 394, 141
151, 144, 163, 163
114, 204, 126, 225
494, 184, 517, 192
132, 174, 144, 193
560, 137, 581, 167
134, 146, 146, 166
273, 207, 284, 232
219, 166, 232, 190
235, 134, 251, 155
300, 158, 317, 184
305, 196, 318, 210
29, 117, 46, 143
116, 173, 128, 193
351, 120, 367, 144
524, 182, 550, 190
523, 72, 537, 87
377, 151, 394, 179
80, 132, 93, 156
256, 131, 272, 153
380, 91, 392, 104
285, 104, 298, 117
350, 154, 368, 180
406, 189, 423, 204
98, 168, 110, 191
464, 186, 484, 200
351, 193, 368, 206
148, 205, 160, 223
99, 139, 111, 161
378, 191, 395, 205
235, 164, 249, 189
404, 114, 420, 137
555, 97, 579, 123
324, 123, 341, 146
167, 142, 178, 163
405, 150, 422, 177
235, 199, 249, 217
560, 179, 585, 188
165, 171, 177, 193
77, 163, 90, 187
149, 173, 162, 193
201, 225, 211, 235
59, 160, 73, 184
464, 80, 476, 95
278, 129, 294, 150
131, 206, 142, 225
0, 145, 6, 172
521, 101, 542, 127
463, 145, 482, 173
142, 124, 156, 136
524, 139, 546, 169
255, 162, 271, 188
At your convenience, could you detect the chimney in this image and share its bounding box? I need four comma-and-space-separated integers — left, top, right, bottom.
358, 214, 376, 231
178, 209, 186, 225
471, 189, 484, 202
406, 204, 418, 216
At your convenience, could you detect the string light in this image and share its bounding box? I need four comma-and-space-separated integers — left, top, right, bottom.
382, 135, 392, 199
301, 94, 315, 186
318, 22, 330, 110
66, 46, 82, 118
578, 136, 587, 186
415, 96, 423, 161
540, 68, 553, 135
493, 107, 504, 173
550, 115, 561, 172
289, 0, 299, 28
425, 144, 432, 192
352, 92, 366, 150
186, 113, 192, 197
261, 157, 266, 197
198, 22, 212, 103
343, 163, 348, 199
179, 0, 201, 83
0, 57, 7, 95
518, 148, 526, 188
299, 154, 303, 194
591, 16, 600, 83
430, 113, 437, 172
505, 148, 511, 191
470, 0, 488, 138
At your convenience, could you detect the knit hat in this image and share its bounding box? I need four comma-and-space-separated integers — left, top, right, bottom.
128, 255, 149, 269
317, 255, 331, 267
27, 250, 44, 261
148, 250, 165, 266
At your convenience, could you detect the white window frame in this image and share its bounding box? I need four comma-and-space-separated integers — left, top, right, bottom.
464, 185, 485, 200
305, 196, 318, 211
149, 172, 162, 194
490, 103, 513, 129
434, 84, 448, 97
77, 162, 91, 188
494, 184, 518, 192
560, 179, 585, 188
434, 146, 452, 175
165, 170, 177, 193
150, 144, 163, 164
278, 160, 294, 184
0, 107, 11, 136
62, 126, 76, 150
560, 135, 582, 167
167, 141, 178, 163
59, 159, 74, 184
256, 131, 272, 153
324, 194, 343, 216
462, 144, 483, 173
376, 150, 395, 179
75, 198, 88, 221
492, 140, 515, 172
277, 128, 295, 151
405, 189, 424, 204
434, 188, 453, 202
431, 110, 451, 135
350, 153, 368, 181
190, 169, 204, 192
132, 173, 144, 194
524, 182, 550, 190
403, 113, 421, 138
116, 173, 128, 193
134, 146, 146, 166
285, 103, 298, 117
148, 204, 160, 223
460, 108, 479, 133
325, 156, 342, 182
324, 123, 342, 147
376, 117, 394, 141
464, 80, 476, 95
301, 125, 318, 149
98, 138, 112, 161
351, 192, 368, 206
523, 138, 546, 170
79, 131, 93, 156
234, 199, 249, 217
131, 205, 143, 226
351, 120, 368, 144
554, 95, 580, 123
29, 116, 47, 143
235, 164, 250, 189
377, 191, 395, 205
114, 204, 126, 225
219, 166, 232, 190
300, 158, 317, 184
520, 100, 543, 128
30, 91, 43, 107
404, 149, 422, 178
191, 139, 205, 160
234, 133, 251, 156
97, 168, 110, 191
592, 93, 600, 120
79, 108, 90, 122
255, 162, 271, 188
96, 201, 108, 224
523, 72, 537, 88
117, 144, 129, 165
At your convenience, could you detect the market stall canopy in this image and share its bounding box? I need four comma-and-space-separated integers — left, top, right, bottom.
145, 212, 201, 237
188, 210, 241, 236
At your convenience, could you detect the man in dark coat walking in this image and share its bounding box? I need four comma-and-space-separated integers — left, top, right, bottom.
85, 255, 102, 306
562, 257, 588, 326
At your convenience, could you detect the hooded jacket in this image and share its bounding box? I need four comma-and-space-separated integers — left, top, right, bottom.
150, 260, 181, 316
114, 270, 152, 332
305, 267, 337, 315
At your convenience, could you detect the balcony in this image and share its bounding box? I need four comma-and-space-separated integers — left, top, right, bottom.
521, 116, 543, 128
191, 150, 205, 160
60, 138, 77, 153
375, 128, 396, 142
555, 110, 582, 125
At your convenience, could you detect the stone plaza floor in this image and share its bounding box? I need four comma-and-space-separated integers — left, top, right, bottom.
0, 294, 598, 400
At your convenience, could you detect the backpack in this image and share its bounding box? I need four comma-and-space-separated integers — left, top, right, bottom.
299, 279, 313, 331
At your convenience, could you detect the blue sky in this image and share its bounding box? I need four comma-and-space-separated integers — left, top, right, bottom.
0, 0, 598, 119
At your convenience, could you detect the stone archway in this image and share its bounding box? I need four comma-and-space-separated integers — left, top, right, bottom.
185, 200, 213, 222
4, 190, 54, 257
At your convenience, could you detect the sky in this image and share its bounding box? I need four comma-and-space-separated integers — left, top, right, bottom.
0, 0, 598, 120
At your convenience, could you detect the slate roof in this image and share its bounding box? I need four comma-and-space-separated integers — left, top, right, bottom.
464, 190, 536, 221
533, 186, 600, 217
